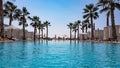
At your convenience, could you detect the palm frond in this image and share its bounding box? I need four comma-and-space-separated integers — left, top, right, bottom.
99, 7, 109, 13
44, 20, 51, 26
19, 22, 22, 25
22, 7, 30, 15
83, 8, 89, 13
83, 14, 90, 19
93, 12, 99, 19
93, 7, 99, 12
86, 4, 94, 10
28, 16, 33, 20
115, 3, 120, 10
25, 23, 28, 27
77, 20, 81, 24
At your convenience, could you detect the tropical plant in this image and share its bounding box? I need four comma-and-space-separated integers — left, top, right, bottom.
72, 22, 78, 39
18, 7, 29, 40
82, 19, 90, 33
97, 0, 120, 41
0, 0, 4, 38
44, 20, 51, 39
81, 22, 85, 40
83, 4, 99, 40
41, 23, 45, 39
67, 23, 73, 40
3, 1, 17, 25
29, 16, 39, 40
37, 21, 41, 40
76, 20, 81, 40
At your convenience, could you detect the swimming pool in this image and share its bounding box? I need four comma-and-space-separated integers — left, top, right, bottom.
0, 40, 120, 68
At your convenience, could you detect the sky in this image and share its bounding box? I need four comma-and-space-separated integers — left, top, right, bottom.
4, 0, 120, 38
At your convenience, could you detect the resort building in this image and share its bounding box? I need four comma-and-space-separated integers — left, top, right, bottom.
94, 29, 104, 40
104, 25, 120, 41
83, 29, 104, 40
79, 33, 88, 40
26, 32, 34, 40
4, 25, 34, 40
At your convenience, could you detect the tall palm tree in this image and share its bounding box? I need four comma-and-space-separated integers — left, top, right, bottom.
83, 4, 99, 40
18, 7, 29, 40
67, 23, 73, 40
81, 22, 85, 40
82, 19, 89, 33
29, 16, 39, 40
3, 1, 17, 25
37, 21, 41, 40
76, 20, 81, 40
97, 0, 120, 41
72, 23, 78, 40
41, 23, 45, 39
0, 0, 4, 38
44, 20, 51, 39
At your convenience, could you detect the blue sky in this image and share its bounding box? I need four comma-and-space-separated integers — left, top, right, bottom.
4, 0, 120, 37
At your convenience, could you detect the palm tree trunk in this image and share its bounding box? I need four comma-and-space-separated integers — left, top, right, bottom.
83, 29, 84, 40
39, 29, 40, 40
23, 23, 26, 40
41, 29, 43, 39
0, 0, 4, 38
106, 14, 109, 40
82, 28, 85, 40
46, 26, 48, 39
106, 15, 109, 26
9, 14, 12, 25
74, 31, 76, 39
34, 27, 36, 41
111, 8, 117, 41
77, 26, 79, 40
90, 16, 94, 40
70, 28, 72, 40
86, 27, 87, 33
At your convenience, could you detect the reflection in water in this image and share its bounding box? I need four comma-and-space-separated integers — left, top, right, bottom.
18, 41, 27, 60
45, 40, 48, 45
0, 41, 120, 67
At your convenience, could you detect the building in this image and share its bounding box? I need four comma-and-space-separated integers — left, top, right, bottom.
79, 33, 88, 40
4, 25, 34, 40
26, 32, 34, 40
104, 25, 120, 41
94, 29, 104, 40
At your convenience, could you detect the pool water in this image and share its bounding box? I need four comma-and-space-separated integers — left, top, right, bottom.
0, 40, 120, 68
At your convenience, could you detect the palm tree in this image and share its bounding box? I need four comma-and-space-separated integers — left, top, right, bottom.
37, 21, 41, 40
83, 4, 99, 40
3, 1, 17, 25
18, 7, 29, 40
97, 0, 120, 41
76, 20, 81, 40
82, 19, 89, 33
41, 23, 45, 39
44, 20, 51, 39
0, 0, 4, 38
67, 23, 73, 40
29, 16, 39, 40
72, 23, 78, 40
81, 22, 85, 40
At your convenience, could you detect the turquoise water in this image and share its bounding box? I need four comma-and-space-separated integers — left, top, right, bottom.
0, 40, 120, 68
